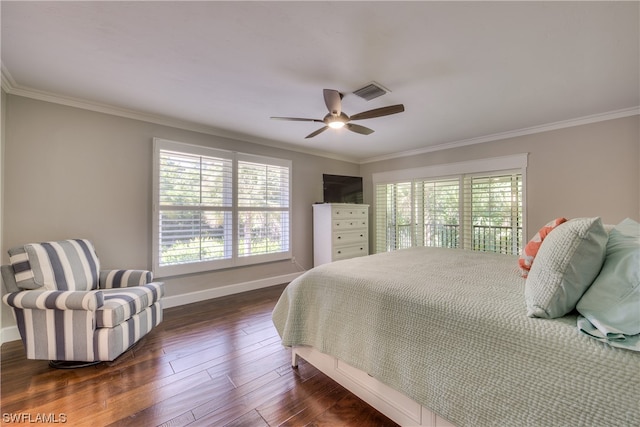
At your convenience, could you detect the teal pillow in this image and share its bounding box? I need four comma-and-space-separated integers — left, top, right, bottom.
577, 218, 640, 337
525, 217, 608, 318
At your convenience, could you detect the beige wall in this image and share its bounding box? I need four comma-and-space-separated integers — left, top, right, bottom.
360, 115, 640, 239
1, 95, 359, 333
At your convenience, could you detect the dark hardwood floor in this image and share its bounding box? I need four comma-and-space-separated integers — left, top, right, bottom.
1, 284, 398, 427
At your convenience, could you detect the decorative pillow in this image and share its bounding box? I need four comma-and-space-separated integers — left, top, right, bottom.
8, 239, 100, 291
576, 218, 640, 340
8, 246, 41, 290
518, 217, 567, 277
525, 217, 608, 318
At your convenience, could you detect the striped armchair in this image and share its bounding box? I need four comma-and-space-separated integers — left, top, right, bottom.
1, 239, 164, 368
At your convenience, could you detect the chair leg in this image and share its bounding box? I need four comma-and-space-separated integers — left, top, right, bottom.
49, 360, 101, 369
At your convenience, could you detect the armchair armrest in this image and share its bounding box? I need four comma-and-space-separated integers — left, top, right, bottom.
3, 290, 102, 311
100, 270, 153, 289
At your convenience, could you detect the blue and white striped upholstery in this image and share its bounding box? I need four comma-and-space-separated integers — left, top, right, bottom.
95, 303, 163, 361
8, 239, 100, 291
100, 269, 153, 288
4, 289, 103, 311
2, 239, 164, 363
96, 283, 163, 328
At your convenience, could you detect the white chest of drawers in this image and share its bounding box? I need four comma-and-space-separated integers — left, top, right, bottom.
313, 203, 369, 267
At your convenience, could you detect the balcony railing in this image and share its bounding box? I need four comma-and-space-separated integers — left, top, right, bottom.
472, 224, 522, 255
424, 224, 459, 249
385, 223, 521, 255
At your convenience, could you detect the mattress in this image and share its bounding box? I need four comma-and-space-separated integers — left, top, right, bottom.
272, 247, 640, 426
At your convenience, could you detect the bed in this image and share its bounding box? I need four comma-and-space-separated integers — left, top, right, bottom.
272, 218, 640, 427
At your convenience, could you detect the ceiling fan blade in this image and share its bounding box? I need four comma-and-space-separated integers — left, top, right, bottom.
349, 104, 405, 121
323, 89, 343, 116
305, 126, 329, 139
345, 123, 374, 135
271, 116, 324, 123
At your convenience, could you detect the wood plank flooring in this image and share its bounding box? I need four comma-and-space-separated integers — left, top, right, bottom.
1, 284, 398, 427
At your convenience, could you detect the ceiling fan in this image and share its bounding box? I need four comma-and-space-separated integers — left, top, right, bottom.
271, 89, 405, 139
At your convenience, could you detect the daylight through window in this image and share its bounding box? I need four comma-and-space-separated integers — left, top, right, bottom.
153, 139, 291, 277
374, 155, 526, 255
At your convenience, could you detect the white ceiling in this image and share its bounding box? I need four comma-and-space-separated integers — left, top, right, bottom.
2, 1, 638, 163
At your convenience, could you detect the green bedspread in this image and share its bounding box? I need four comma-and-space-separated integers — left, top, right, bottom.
272, 247, 639, 427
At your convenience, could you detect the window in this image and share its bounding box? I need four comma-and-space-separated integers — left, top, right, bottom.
375, 182, 413, 252
374, 155, 526, 255
153, 139, 291, 277
463, 173, 523, 255
416, 178, 461, 249
237, 155, 290, 259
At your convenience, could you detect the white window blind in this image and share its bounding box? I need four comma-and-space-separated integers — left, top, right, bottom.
463, 173, 522, 254
375, 182, 412, 252
158, 150, 233, 268
153, 139, 291, 277
237, 156, 290, 259
373, 155, 526, 256
377, 178, 460, 252
416, 178, 460, 249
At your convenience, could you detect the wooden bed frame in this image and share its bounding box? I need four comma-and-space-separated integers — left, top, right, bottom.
292, 346, 455, 427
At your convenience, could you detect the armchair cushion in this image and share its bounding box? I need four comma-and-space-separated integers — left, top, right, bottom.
8, 239, 100, 291
96, 283, 164, 328
7, 247, 40, 290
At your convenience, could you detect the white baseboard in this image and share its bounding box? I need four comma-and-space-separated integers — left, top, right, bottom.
161, 271, 302, 308
1, 325, 21, 344
0, 272, 303, 345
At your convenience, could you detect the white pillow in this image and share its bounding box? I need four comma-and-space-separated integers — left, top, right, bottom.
525, 217, 608, 318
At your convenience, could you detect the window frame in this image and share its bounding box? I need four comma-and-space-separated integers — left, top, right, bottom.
152, 138, 292, 277
373, 154, 528, 254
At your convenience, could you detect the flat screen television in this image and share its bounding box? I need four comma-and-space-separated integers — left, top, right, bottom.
323, 174, 363, 204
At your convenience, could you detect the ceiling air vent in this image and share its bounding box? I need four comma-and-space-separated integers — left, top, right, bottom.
353, 82, 389, 101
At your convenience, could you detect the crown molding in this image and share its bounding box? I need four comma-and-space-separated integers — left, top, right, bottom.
359, 106, 640, 164
3, 66, 637, 166
0, 66, 359, 164
1, 64, 17, 92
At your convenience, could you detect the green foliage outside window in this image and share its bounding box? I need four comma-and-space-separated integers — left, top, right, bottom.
157, 148, 290, 268
377, 173, 522, 255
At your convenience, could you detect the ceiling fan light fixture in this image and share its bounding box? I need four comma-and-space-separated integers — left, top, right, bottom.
326, 112, 347, 129
272, 89, 404, 138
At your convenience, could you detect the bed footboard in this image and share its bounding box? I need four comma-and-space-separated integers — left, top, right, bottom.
291, 346, 455, 427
